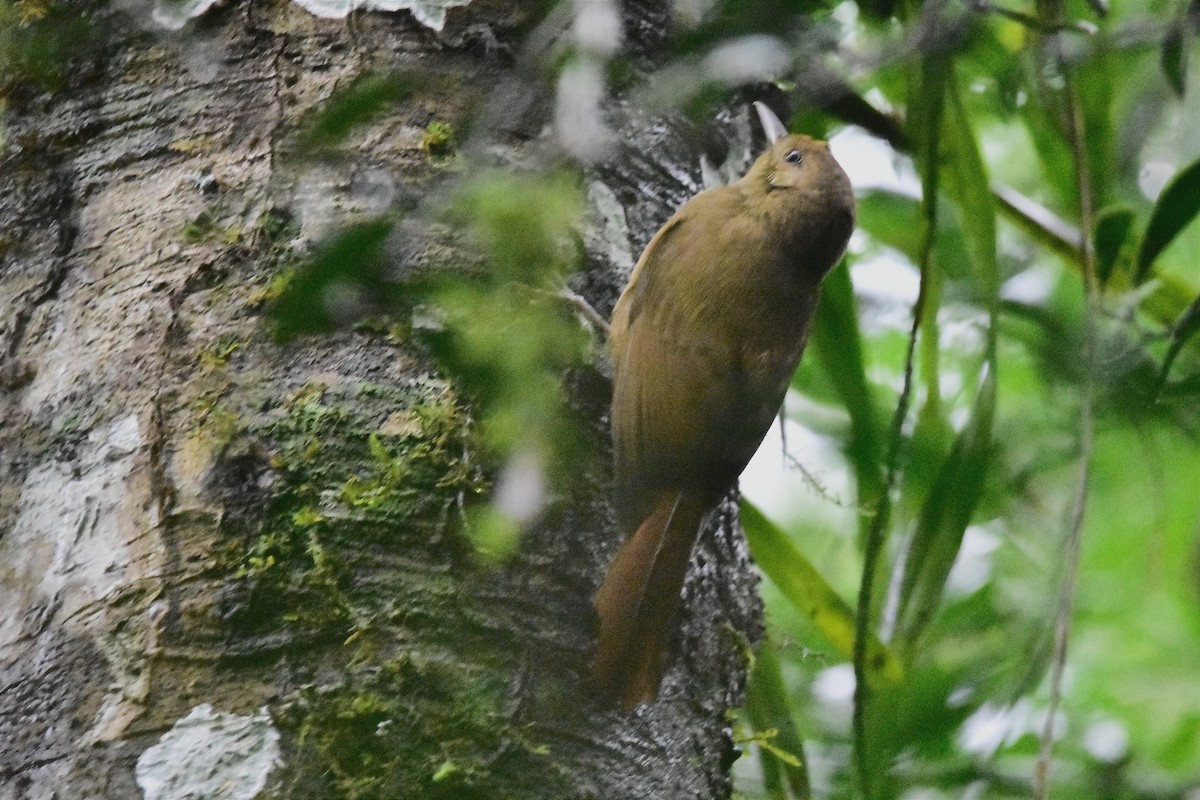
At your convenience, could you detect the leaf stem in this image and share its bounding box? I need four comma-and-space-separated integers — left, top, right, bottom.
852, 48, 945, 797
1033, 8, 1099, 797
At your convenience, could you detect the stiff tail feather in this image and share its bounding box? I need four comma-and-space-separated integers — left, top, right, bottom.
592, 491, 709, 709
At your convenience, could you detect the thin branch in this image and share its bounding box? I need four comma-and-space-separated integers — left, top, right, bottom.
852, 55, 944, 792
852, 251, 930, 800
783, 449, 871, 513
1033, 7, 1099, 796
555, 288, 611, 336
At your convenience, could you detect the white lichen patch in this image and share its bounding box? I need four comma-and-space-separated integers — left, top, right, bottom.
0, 414, 144, 649
152, 0, 223, 30
583, 180, 633, 279
136, 704, 281, 800
290, 0, 472, 30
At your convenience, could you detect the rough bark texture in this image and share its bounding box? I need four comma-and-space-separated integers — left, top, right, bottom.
0, 1, 762, 798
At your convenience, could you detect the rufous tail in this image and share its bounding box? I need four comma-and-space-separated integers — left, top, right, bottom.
592, 491, 708, 709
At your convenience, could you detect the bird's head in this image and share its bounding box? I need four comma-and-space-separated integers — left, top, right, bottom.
746, 101, 854, 211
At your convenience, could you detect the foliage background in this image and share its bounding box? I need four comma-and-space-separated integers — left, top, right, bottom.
712, 2, 1200, 799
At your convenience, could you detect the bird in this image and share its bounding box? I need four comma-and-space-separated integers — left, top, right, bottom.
592, 102, 855, 709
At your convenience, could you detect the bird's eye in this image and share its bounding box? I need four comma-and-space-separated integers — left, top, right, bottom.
784, 150, 802, 164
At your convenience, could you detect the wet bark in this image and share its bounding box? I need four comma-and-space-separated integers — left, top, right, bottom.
0, 1, 762, 798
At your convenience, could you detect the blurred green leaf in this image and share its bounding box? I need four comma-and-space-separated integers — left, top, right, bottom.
464, 504, 522, 564
907, 49, 948, 187
450, 171, 581, 284
810, 264, 884, 523
1161, 18, 1189, 98
855, 190, 975, 280
1092, 205, 1136, 286
420, 172, 589, 481
1136, 156, 1200, 283
854, 189, 923, 258
1154, 292, 1200, 399
1020, 82, 1081, 212
857, 0, 896, 21
270, 219, 395, 341
741, 501, 902, 685
1077, 45, 1117, 209
942, 72, 999, 307
297, 72, 412, 152
894, 364, 996, 651
745, 640, 811, 800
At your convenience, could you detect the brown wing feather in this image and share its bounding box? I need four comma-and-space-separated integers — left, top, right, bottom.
610, 188, 814, 532
592, 490, 711, 709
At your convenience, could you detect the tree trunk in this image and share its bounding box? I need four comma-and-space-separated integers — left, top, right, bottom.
0, 1, 762, 798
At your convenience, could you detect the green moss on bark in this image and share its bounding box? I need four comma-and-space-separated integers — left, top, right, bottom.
209, 377, 566, 799
275, 653, 561, 800
218, 379, 477, 638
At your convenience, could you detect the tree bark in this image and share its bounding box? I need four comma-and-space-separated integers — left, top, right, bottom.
0, 1, 762, 798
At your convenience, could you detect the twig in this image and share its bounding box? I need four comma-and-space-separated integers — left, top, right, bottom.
852, 261, 930, 799
1033, 5, 1099, 796
555, 288, 610, 336
783, 450, 873, 513
852, 54, 944, 793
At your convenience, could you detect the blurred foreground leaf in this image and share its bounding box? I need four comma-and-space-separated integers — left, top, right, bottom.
1093, 205, 1136, 286
942, 71, 999, 308
423, 172, 590, 486
296, 72, 413, 152
1161, 18, 1190, 98
1155, 292, 1200, 398
270, 219, 395, 340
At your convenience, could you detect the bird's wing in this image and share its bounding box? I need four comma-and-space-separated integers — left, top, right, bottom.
609, 191, 784, 531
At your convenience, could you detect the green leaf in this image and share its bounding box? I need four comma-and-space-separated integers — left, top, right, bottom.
1092, 205, 1136, 286
1154, 291, 1200, 399
857, 0, 896, 21
740, 501, 902, 685
269, 220, 395, 341
810, 264, 885, 524
942, 72, 999, 307
450, 172, 582, 283
894, 364, 996, 650
1020, 83, 1082, 212
1161, 19, 1189, 98
854, 189, 923, 259
1076, 44, 1117, 209
746, 641, 810, 800
1136, 156, 1200, 283
297, 72, 412, 152
907, 48, 949, 191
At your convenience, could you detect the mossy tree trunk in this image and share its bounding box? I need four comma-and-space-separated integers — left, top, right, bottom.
0, 1, 762, 798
